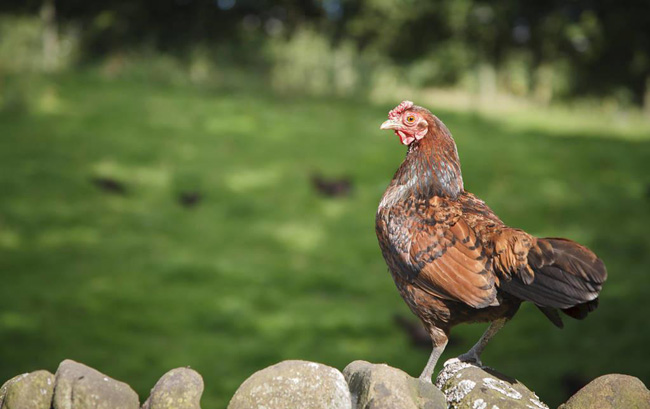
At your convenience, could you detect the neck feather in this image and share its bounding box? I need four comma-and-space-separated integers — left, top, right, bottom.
393, 118, 464, 199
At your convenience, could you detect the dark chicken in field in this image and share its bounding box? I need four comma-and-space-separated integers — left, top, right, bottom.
311, 173, 353, 198
375, 101, 607, 382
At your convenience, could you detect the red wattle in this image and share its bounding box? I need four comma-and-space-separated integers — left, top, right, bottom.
397, 131, 415, 145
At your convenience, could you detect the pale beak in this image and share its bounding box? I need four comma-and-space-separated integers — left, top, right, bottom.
380, 119, 401, 130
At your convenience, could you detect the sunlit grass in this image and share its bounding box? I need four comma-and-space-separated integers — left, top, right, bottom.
0, 72, 648, 408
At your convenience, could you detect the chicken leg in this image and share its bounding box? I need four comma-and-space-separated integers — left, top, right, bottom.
457, 317, 508, 366
419, 339, 447, 382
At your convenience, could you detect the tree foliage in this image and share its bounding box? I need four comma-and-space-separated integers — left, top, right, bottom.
1, 0, 648, 103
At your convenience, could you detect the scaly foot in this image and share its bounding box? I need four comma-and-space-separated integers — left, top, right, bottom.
457, 350, 482, 366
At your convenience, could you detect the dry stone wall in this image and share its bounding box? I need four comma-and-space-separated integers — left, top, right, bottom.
1, 358, 648, 409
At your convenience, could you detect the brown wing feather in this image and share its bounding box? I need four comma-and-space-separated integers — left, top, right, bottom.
392, 197, 497, 309
490, 228, 536, 284
458, 191, 606, 324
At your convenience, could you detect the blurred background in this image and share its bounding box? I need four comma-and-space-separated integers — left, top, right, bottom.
0, 0, 649, 407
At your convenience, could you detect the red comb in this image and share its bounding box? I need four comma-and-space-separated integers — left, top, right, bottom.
388, 100, 414, 120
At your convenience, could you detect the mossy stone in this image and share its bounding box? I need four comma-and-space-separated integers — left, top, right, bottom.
558, 374, 650, 409
228, 360, 351, 409
343, 360, 446, 409
435, 359, 549, 409
142, 368, 203, 409
53, 359, 139, 409
1, 370, 55, 409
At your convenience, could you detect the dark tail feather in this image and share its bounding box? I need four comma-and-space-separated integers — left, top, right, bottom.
536, 305, 564, 328
562, 298, 599, 320
501, 238, 607, 324
537, 298, 599, 328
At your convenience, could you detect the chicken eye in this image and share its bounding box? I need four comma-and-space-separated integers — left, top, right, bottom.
406, 115, 416, 123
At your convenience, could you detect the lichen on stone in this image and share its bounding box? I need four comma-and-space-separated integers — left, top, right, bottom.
482, 378, 522, 399
435, 358, 473, 390
446, 379, 477, 405
473, 398, 487, 409
527, 396, 548, 409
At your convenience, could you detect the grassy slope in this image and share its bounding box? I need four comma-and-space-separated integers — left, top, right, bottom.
0, 73, 648, 408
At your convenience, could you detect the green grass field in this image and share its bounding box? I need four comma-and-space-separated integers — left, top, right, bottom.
0, 72, 649, 408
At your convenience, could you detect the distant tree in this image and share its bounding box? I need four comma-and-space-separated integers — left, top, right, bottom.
1, 0, 648, 105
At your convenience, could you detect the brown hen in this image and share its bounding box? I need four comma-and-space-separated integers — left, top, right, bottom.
375, 101, 607, 382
